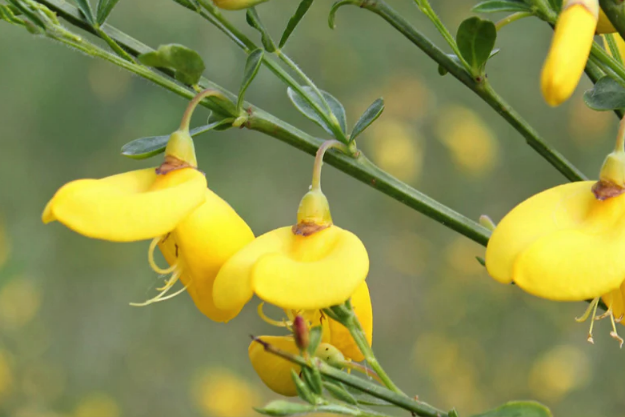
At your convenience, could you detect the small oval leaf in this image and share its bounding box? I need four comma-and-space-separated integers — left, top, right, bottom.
138, 44, 205, 85
238, 49, 264, 110
350, 97, 384, 141
584, 76, 625, 111
121, 120, 232, 159
456, 17, 497, 76
287, 86, 347, 137
471, 401, 552, 417
472, 0, 532, 13
255, 400, 315, 417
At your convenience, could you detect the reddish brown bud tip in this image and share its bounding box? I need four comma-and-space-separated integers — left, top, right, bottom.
293, 316, 309, 351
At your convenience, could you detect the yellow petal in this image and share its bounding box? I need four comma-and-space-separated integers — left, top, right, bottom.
511, 189, 625, 300
328, 281, 373, 362
248, 336, 300, 397
597, 8, 616, 34
253, 226, 369, 310
486, 181, 595, 283
602, 282, 625, 321
44, 168, 207, 242
159, 189, 254, 322
541, 5, 597, 106
212, 227, 289, 312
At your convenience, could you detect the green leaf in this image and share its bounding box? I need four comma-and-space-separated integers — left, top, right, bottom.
238, 49, 264, 110
471, 401, 552, 417
290, 369, 317, 405
583, 76, 625, 111
74, 0, 95, 24
350, 98, 384, 141
121, 121, 231, 159
279, 0, 313, 48
307, 326, 323, 356
255, 400, 315, 417
96, 0, 121, 24
456, 17, 497, 76
323, 381, 358, 405
138, 44, 205, 85
287, 86, 346, 137
301, 366, 322, 395
246, 8, 276, 52
472, 0, 532, 13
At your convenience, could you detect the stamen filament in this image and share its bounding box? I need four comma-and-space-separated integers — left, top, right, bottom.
130, 270, 182, 307
148, 237, 177, 275
257, 303, 292, 328
586, 297, 600, 344
575, 297, 599, 322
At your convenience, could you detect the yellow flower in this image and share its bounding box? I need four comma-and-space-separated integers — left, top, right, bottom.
249, 282, 373, 396
541, 0, 609, 106
43, 90, 255, 320
156, 188, 254, 322
213, 141, 369, 320
486, 121, 625, 343
212, 0, 268, 10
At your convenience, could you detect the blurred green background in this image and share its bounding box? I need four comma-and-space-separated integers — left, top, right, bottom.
0, 1, 622, 416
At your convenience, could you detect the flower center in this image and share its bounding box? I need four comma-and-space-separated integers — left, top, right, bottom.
130, 235, 189, 307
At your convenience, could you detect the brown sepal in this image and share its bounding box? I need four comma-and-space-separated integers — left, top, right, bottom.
291, 222, 331, 237
592, 180, 625, 201
156, 155, 192, 175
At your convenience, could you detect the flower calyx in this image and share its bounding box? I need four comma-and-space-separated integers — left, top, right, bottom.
593, 118, 625, 200
292, 189, 333, 236
156, 130, 198, 175
592, 150, 625, 200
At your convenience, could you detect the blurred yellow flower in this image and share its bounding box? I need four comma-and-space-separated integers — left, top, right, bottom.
0, 277, 42, 329
192, 368, 262, 417
445, 237, 485, 278
528, 345, 591, 402
368, 119, 423, 183
541, 0, 611, 106
249, 282, 373, 396
435, 105, 498, 177
74, 392, 120, 417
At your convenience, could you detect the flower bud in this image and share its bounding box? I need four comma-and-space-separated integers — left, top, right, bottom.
541, 0, 598, 106
292, 315, 309, 351
597, 8, 616, 34
212, 0, 268, 10
314, 343, 345, 368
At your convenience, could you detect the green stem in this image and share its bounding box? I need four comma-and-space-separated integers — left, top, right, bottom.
590, 42, 625, 89
179, 89, 228, 131
599, 0, 625, 45
37, 0, 492, 247
252, 337, 448, 417
495, 11, 532, 30
192, 0, 348, 142
332, 0, 587, 182
311, 140, 350, 191
604, 33, 623, 64
348, 314, 403, 395
95, 25, 135, 62
413, 0, 470, 70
